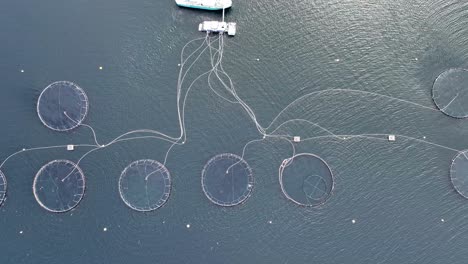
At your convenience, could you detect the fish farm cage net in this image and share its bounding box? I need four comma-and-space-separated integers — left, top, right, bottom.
33, 160, 86, 213
450, 151, 468, 199
201, 153, 254, 207
0, 170, 6, 207
119, 159, 171, 212
37, 81, 89, 131
432, 68, 468, 118
279, 153, 334, 207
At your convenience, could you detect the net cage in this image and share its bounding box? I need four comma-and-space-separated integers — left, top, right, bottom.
432, 68, 468, 118
33, 160, 86, 213
450, 151, 468, 199
0, 170, 6, 207
37, 81, 89, 131
118, 159, 171, 212
279, 153, 334, 207
201, 153, 254, 207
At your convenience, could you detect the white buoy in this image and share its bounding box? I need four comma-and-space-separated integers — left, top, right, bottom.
103, 227, 108, 232
99, 66, 103, 70
20, 69, 24, 73
19, 230, 23, 234
268, 220, 272, 224
441, 218, 445, 222
186, 224, 191, 228
335, 59, 340, 62
351, 219, 356, 224
256, 58, 260, 61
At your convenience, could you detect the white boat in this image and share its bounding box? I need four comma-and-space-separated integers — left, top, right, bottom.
198, 21, 236, 36
175, 0, 232, 11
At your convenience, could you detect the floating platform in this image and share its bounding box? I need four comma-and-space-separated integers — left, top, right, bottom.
198, 21, 236, 36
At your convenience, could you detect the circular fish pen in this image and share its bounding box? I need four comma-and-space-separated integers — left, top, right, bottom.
279, 153, 334, 207
37, 81, 89, 131
118, 159, 171, 212
201, 153, 254, 207
450, 151, 468, 199
33, 160, 86, 213
432, 68, 468, 118
0, 170, 6, 207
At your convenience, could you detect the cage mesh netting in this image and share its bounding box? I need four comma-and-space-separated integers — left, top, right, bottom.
201, 153, 254, 207
432, 68, 468, 118
37, 81, 89, 131
119, 160, 171, 212
33, 160, 86, 213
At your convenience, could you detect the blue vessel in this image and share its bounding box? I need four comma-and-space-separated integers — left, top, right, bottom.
175, 0, 232, 11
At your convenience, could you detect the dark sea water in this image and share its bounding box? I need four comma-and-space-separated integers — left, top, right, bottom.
1, 0, 468, 263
